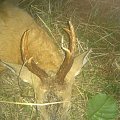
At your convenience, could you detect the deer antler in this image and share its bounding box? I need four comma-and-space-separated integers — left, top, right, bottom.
21, 21, 76, 84
21, 30, 48, 82
55, 21, 76, 84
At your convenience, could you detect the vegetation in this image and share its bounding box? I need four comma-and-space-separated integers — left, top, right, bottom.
87, 93, 118, 120
0, 0, 120, 119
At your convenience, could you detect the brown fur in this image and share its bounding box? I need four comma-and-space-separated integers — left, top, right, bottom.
0, 2, 62, 72
0, 2, 89, 120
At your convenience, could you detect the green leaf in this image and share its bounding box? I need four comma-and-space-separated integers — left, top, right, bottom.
86, 93, 118, 120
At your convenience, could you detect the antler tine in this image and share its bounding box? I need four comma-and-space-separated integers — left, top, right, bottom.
21, 30, 48, 81
55, 21, 76, 84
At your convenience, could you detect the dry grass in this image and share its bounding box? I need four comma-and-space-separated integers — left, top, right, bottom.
0, 0, 120, 119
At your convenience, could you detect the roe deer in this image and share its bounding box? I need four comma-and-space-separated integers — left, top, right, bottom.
0, 1, 90, 120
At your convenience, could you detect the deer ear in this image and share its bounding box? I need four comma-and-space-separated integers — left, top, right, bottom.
66, 50, 91, 79
0, 60, 38, 84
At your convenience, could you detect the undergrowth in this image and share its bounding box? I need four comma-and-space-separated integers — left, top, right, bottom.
0, 0, 120, 119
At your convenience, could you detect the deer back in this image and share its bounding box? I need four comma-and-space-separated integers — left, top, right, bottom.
0, 2, 62, 72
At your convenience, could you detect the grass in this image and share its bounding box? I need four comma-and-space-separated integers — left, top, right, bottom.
0, 0, 120, 119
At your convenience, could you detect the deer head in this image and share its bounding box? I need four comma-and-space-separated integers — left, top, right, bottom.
0, 21, 89, 120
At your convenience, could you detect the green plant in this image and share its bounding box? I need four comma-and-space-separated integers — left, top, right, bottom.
86, 93, 118, 120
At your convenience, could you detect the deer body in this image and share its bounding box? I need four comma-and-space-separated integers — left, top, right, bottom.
0, 1, 89, 120
0, 2, 62, 72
